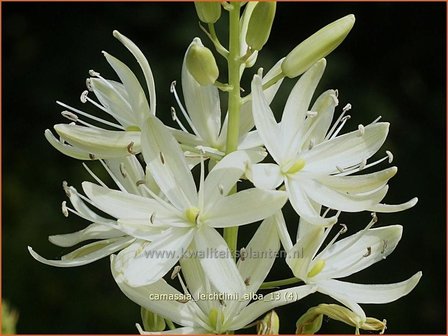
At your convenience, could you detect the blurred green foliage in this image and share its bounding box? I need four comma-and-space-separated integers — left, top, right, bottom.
2, 2, 446, 334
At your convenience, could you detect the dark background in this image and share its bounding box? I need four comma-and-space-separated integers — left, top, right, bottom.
2, 2, 446, 334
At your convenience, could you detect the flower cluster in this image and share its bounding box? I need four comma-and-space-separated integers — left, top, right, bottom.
30, 2, 421, 334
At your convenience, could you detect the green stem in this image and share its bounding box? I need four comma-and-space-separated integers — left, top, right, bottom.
165, 319, 176, 330
223, 1, 241, 258
259, 277, 301, 289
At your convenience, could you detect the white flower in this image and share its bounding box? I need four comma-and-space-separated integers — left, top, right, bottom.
250, 58, 417, 225
111, 215, 316, 334
110, 114, 287, 291
45, 30, 156, 160
169, 38, 283, 163
281, 215, 422, 321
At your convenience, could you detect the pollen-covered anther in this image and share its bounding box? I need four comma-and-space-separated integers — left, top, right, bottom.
244, 276, 251, 286
61, 111, 78, 122
371, 212, 378, 223
136, 180, 146, 187
127, 142, 135, 154
363, 246, 372, 257
386, 150, 393, 163
357, 124, 365, 136
339, 223, 348, 234
170, 265, 182, 280
159, 152, 165, 164
61, 201, 69, 217
119, 162, 127, 178
343, 103, 352, 113
80, 90, 89, 103
149, 213, 156, 225
89, 153, 96, 160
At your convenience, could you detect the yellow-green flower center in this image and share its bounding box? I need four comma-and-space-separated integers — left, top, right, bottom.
285, 158, 306, 175
307, 259, 325, 278
208, 308, 225, 332
126, 125, 141, 132
185, 207, 200, 225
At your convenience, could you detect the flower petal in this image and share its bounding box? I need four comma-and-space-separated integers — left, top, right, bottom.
369, 197, 418, 213
123, 227, 195, 287
251, 75, 283, 163
28, 237, 134, 267
301, 122, 389, 174
231, 285, 316, 330
49, 223, 125, 247
111, 250, 196, 327
45, 129, 92, 160
280, 59, 326, 159
204, 189, 287, 228
194, 226, 246, 294
247, 163, 283, 190
315, 225, 403, 279
103, 52, 150, 124
182, 38, 221, 146
274, 211, 293, 252
141, 115, 198, 209
113, 31, 156, 115
82, 181, 173, 219
54, 124, 141, 159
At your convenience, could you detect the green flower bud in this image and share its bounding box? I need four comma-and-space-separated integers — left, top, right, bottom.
141, 307, 166, 332
282, 14, 355, 78
194, 2, 221, 24
257, 310, 280, 334
246, 2, 277, 51
295, 307, 323, 334
186, 38, 219, 85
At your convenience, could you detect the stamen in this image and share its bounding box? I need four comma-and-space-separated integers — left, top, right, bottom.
171, 107, 189, 133
336, 166, 344, 173
198, 154, 205, 210
61, 111, 78, 122
218, 184, 224, 195
136, 180, 146, 186
339, 223, 348, 234
127, 142, 135, 154
357, 124, 365, 136
170, 81, 200, 136
171, 265, 182, 280
371, 115, 382, 124
371, 212, 378, 223
244, 276, 251, 286
89, 153, 96, 160
159, 152, 165, 164
386, 150, 393, 163
363, 246, 372, 257
99, 159, 127, 192
80, 90, 89, 103
308, 139, 315, 150
343, 103, 352, 113
61, 201, 69, 217
119, 162, 127, 178
137, 183, 179, 214
149, 213, 156, 225
82, 163, 108, 188
240, 247, 247, 261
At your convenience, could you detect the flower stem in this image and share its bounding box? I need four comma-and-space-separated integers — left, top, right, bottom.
260, 277, 302, 289
223, 1, 241, 258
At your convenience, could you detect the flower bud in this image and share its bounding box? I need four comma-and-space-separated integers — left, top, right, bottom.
282, 14, 355, 78
140, 307, 166, 332
194, 2, 221, 24
295, 307, 323, 334
246, 2, 276, 51
186, 38, 219, 86
257, 310, 280, 334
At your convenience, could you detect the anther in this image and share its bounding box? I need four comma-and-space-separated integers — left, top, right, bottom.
80, 90, 89, 103
371, 212, 378, 223
88, 69, 100, 77
61, 111, 78, 122
136, 180, 146, 186
159, 152, 165, 164
89, 153, 96, 160
149, 213, 156, 225
195, 146, 206, 155
357, 124, 365, 136
170, 80, 177, 93
85, 78, 93, 91
218, 184, 224, 195
308, 139, 315, 150
339, 223, 348, 234
119, 162, 127, 178
381, 240, 388, 254
171, 265, 182, 280
127, 142, 135, 154
343, 103, 352, 113
341, 115, 351, 122
363, 246, 372, 257
176, 297, 190, 304
240, 247, 247, 261
336, 166, 344, 173
61, 201, 69, 217
171, 107, 177, 121
306, 111, 318, 118
386, 150, 393, 163
244, 276, 251, 286
359, 158, 367, 171
62, 181, 71, 197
